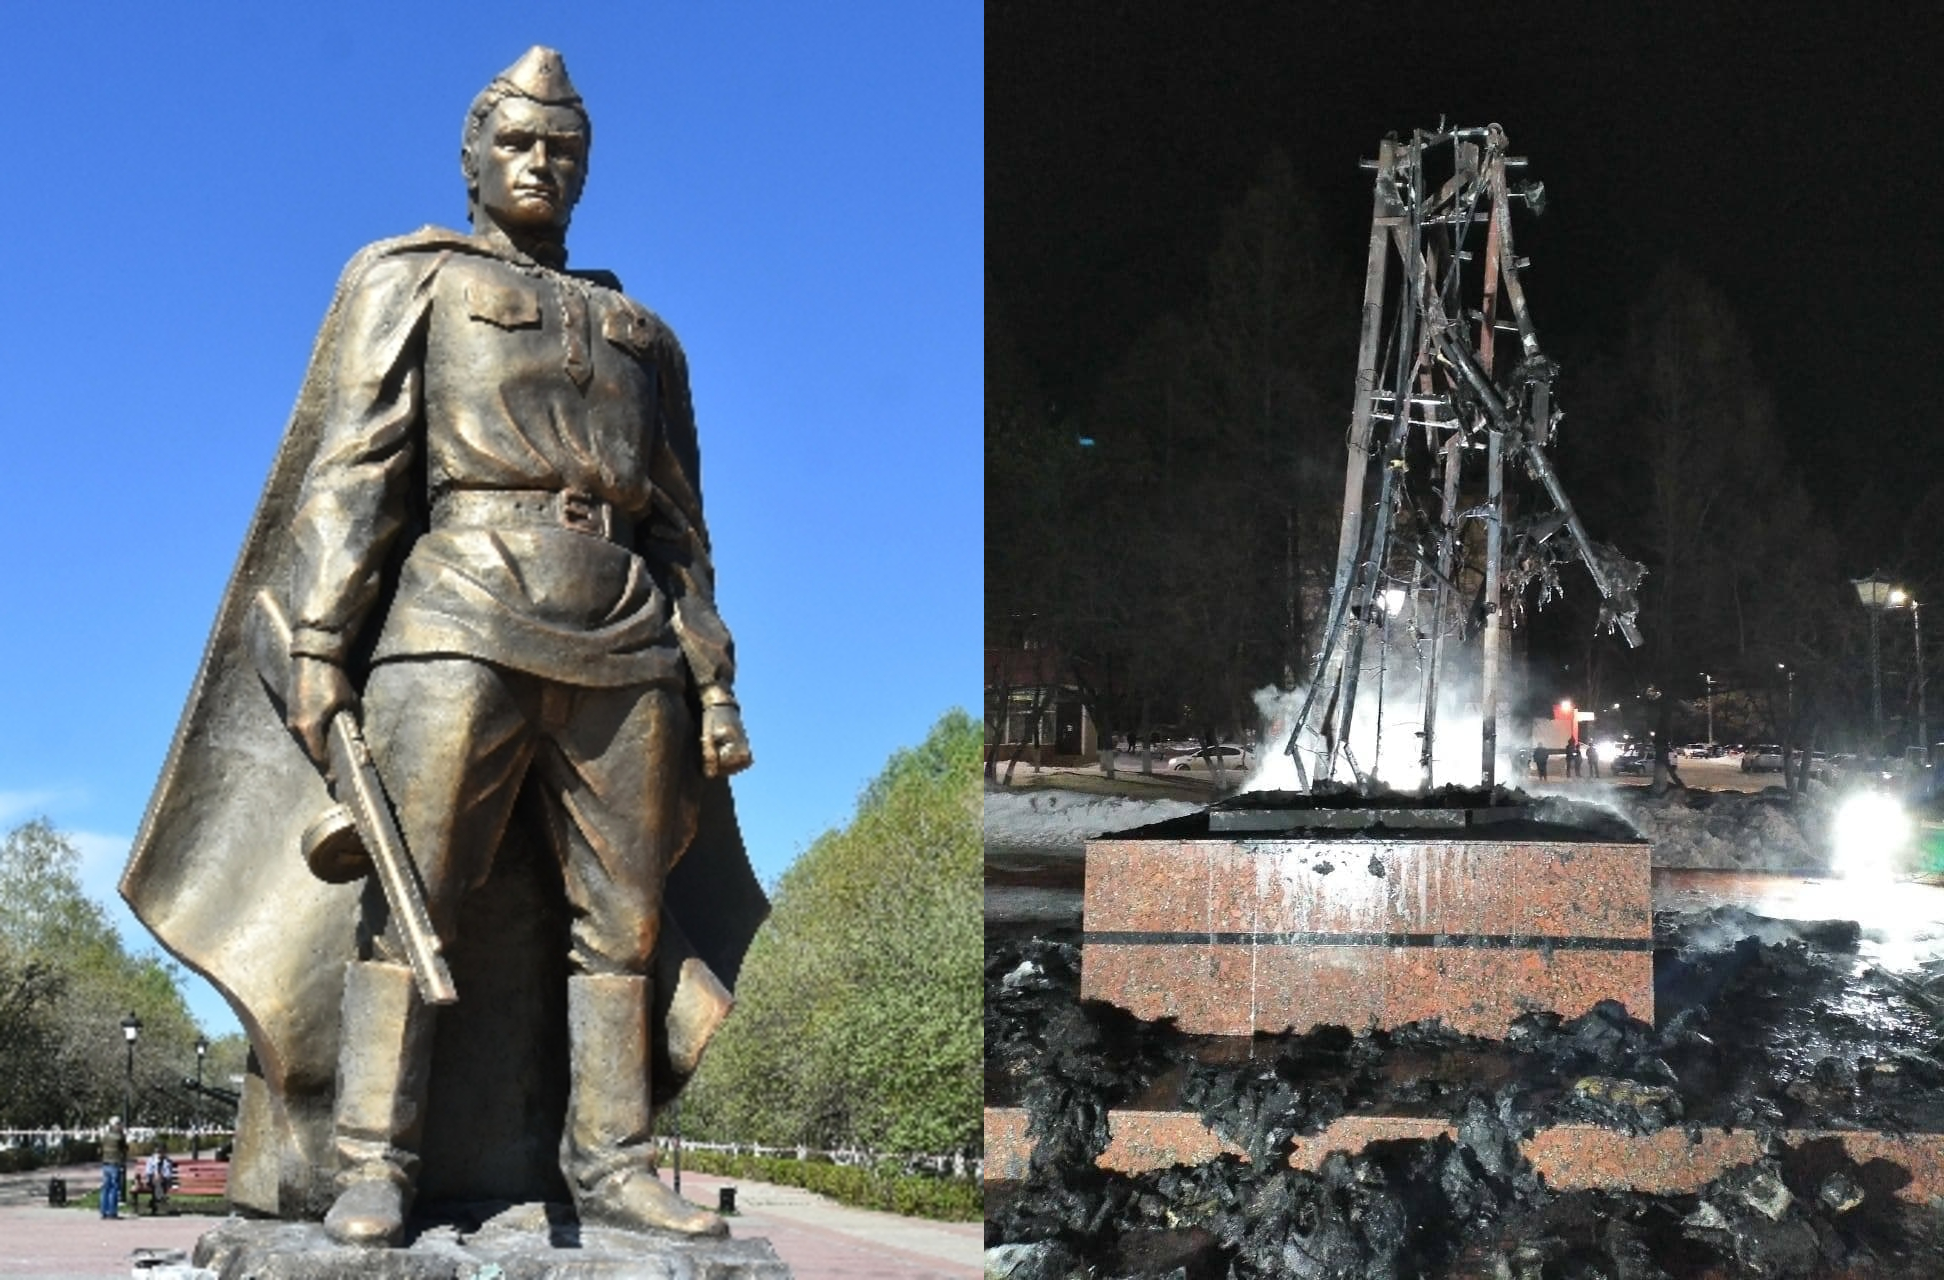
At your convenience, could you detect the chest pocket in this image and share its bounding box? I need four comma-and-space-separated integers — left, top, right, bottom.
601, 300, 657, 360
464, 278, 542, 330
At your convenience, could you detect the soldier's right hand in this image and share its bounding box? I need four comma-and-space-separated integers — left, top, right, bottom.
288, 656, 357, 770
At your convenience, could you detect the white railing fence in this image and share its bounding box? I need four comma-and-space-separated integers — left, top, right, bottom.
1, 1126, 234, 1150
5, 1130, 981, 1179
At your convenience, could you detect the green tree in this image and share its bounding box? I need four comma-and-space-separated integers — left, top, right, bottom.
1013, 150, 1349, 748
0, 820, 205, 1127
683, 711, 981, 1156
1568, 265, 1857, 773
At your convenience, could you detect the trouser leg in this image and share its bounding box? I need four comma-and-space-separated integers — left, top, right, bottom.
532, 683, 717, 1233
530, 683, 697, 975
324, 659, 533, 1246
361, 658, 535, 954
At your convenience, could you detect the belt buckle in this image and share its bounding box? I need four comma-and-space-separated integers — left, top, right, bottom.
556, 489, 611, 539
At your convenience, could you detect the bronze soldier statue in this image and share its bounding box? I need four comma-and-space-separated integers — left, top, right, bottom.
123, 47, 768, 1247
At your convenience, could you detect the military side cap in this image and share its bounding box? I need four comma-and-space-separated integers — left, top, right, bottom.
495, 46, 582, 107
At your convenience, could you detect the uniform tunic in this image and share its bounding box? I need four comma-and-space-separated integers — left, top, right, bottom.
282, 231, 735, 970
287, 234, 734, 693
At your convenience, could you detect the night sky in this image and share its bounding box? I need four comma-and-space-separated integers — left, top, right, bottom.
990, 2, 1944, 563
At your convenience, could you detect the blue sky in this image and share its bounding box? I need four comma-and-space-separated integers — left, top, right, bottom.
1, 3, 980, 1036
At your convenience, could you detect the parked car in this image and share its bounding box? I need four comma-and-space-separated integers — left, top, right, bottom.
1741, 744, 1785, 773
1612, 743, 1654, 776
1167, 744, 1254, 774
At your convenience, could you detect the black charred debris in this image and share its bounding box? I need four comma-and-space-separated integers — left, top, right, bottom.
986, 914, 1944, 1278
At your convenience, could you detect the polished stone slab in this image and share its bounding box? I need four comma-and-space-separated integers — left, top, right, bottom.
1082, 826, 1654, 1036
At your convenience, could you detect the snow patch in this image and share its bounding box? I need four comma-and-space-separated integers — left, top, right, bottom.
983, 788, 1201, 857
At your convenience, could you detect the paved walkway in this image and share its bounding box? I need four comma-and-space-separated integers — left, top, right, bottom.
676, 1170, 979, 1278
0, 1164, 980, 1279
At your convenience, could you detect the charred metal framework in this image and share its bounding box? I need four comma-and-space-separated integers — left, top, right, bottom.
1289, 125, 1643, 792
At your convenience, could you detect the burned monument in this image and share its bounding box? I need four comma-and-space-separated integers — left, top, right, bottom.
1289, 123, 1642, 793
984, 126, 1944, 1277
122, 46, 782, 1272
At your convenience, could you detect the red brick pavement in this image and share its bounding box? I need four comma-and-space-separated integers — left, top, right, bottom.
675, 1170, 980, 1279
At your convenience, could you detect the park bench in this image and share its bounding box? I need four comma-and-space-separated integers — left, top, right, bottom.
130, 1158, 228, 1212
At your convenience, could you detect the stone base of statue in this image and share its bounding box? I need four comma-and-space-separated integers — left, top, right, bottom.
190, 1205, 792, 1279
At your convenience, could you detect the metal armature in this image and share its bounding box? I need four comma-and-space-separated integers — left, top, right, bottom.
1288, 125, 1643, 794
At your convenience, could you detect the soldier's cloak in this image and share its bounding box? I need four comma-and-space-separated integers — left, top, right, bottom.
121, 227, 770, 1215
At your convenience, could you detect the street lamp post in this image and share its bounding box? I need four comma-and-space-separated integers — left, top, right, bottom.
193, 1037, 208, 1160
1700, 673, 1714, 747
1883, 589, 1930, 761
120, 1013, 141, 1198
1854, 575, 1900, 754
1901, 596, 1928, 762
1777, 663, 1793, 721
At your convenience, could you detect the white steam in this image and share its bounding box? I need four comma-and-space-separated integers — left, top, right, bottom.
1240, 615, 1533, 794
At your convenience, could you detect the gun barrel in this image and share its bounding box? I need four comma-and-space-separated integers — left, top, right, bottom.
328, 713, 458, 1005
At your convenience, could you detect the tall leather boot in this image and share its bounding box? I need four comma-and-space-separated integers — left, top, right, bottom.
562, 973, 727, 1236
322, 960, 436, 1246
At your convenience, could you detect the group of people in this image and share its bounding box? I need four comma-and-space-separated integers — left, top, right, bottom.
1529, 739, 1600, 780
96, 1117, 176, 1219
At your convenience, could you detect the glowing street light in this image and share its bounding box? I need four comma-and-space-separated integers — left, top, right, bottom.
1700, 673, 1714, 746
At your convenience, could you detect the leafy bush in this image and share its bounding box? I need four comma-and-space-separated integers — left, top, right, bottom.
0, 1137, 102, 1172
672, 1149, 979, 1221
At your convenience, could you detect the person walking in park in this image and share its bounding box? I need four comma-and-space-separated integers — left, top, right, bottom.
99, 1117, 125, 1219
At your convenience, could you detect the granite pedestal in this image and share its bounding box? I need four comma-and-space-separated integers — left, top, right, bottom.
191, 1206, 791, 1279
1080, 796, 1655, 1036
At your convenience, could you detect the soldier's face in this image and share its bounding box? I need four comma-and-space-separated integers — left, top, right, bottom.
472, 97, 588, 234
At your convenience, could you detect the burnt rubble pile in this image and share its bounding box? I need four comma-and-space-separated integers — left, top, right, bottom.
1654, 907, 1944, 1135
990, 1116, 1548, 1280
986, 924, 1944, 1277
987, 940, 1175, 1175
990, 1141, 1928, 1278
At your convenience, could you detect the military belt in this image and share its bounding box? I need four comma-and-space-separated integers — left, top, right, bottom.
432, 488, 637, 546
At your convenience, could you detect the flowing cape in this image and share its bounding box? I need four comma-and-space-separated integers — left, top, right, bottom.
121, 227, 770, 1215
